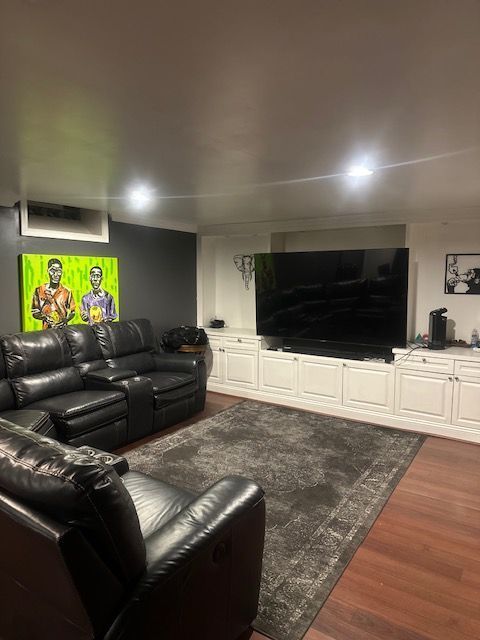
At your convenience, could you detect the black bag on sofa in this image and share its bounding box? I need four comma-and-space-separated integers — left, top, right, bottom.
161, 326, 208, 352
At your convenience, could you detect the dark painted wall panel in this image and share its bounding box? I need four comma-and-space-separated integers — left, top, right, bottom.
0, 207, 197, 337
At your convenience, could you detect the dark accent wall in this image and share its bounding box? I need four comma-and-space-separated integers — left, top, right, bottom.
0, 206, 197, 338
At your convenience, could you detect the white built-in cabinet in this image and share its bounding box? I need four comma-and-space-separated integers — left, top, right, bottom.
394, 354, 480, 429
207, 334, 259, 390
342, 361, 395, 414
259, 351, 298, 395
206, 329, 480, 443
258, 354, 394, 413
298, 356, 343, 404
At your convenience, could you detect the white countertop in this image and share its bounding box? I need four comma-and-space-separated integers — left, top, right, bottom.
203, 327, 261, 339
393, 345, 480, 362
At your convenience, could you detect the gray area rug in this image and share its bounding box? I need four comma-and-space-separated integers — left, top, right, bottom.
125, 400, 424, 640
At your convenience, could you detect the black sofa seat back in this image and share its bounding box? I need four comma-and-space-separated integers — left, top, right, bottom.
94, 319, 158, 373
1, 329, 72, 377
0, 355, 14, 412
1, 330, 83, 408
0, 420, 146, 584
64, 324, 108, 375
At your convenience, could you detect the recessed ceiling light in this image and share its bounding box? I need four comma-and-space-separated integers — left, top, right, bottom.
347, 165, 374, 177
128, 186, 155, 209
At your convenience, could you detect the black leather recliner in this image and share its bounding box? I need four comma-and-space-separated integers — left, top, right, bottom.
0, 354, 55, 435
0, 419, 265, 640
93, 319, 207, 433
0, 329, 129, 449
63, 324, 155, 444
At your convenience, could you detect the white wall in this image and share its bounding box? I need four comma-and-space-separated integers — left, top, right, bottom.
199, 234, 270, 329
408, 221, 480, 341
284, 225, 406, 252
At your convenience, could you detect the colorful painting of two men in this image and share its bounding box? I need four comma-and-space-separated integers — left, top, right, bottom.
21, 254, 119, 332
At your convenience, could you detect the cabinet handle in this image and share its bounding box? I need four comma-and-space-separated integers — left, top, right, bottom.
448, 376, 453, 382
455, 376, 459, 382
422, 358, 427, 364
237, 338, 242, 343
293, 357, 298, 361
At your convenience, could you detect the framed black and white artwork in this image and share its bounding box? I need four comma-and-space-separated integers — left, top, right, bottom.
445, 254, 480, 294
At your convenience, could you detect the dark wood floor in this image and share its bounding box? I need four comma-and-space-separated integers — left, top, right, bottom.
126, 392, 480, 640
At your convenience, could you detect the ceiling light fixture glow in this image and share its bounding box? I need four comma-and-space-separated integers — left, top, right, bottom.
128, 186, 155, 209
347, 165, 374, 177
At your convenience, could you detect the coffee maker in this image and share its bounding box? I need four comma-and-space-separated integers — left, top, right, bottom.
428, 308, 447, 350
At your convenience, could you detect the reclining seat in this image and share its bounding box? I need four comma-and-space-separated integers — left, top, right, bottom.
94, 319, 207, 432
0, 329, 128, 449
0, 353, 55, 436
0, 419, 265, 640
63, 324, 155, 444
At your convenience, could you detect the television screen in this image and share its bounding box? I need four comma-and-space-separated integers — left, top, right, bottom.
255, 248, 409, 349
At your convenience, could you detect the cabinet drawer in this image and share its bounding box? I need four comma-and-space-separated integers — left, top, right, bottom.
208, 336, 222, 351
223, 337, 259, 351
395, 353, 453, 374
454, 359, 480, 378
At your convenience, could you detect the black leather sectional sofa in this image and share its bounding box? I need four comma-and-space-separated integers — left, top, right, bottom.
0, 319, 207, 450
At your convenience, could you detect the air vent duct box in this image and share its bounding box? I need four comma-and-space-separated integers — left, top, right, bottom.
19, 200, 109, 243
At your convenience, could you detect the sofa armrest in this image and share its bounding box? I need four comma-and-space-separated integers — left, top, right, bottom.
85, 368, 137, 383
153, 353, 207, 412
85, 375, 154, 443
105, 476, 265, 640
153, 352, 204, 375
76, 445, 130, 476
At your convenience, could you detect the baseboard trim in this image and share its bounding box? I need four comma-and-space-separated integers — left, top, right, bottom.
207, 383, 480, 444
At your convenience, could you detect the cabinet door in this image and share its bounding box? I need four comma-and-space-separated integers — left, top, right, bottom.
395, 370, 453, 424
298, 356, 342, 404
224, 349, 258, 389
259, 353, 298, 395
343, 362, 395, 414
452, 375, 480, 430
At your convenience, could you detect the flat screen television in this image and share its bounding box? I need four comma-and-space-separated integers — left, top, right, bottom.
255, 248, 409, 351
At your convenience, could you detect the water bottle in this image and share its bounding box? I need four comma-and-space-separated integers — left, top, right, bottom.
471, 328, 479, 349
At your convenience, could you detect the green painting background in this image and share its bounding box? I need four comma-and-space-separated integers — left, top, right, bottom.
20, 254, 120, 331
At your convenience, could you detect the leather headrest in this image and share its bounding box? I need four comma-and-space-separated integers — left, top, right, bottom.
0, 420, 146, 583
94, 319, 156, 359
63, 324, 104, 364
1, 330, 73, 378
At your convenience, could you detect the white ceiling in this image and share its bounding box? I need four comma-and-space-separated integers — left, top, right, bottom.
1, 0, 479, 233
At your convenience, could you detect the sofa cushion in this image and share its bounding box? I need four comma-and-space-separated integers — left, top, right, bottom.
63, 324, 108, 376
1, 330, 72, 377
28, 389, 125, 419
0, 356, 14, 412
148, 371, 196, 394
27, 389, 127, 440
94, 319, 156, 360
122, 471, 194, 539
0, 409, 53, 434
10, 367, 84, 408
0, 378, 14, 412
108, 351, 156, 374
0, 420, 146, 584
145, 371, 196, 410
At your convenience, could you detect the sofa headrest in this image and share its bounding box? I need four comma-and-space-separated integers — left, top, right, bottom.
63, 324, 104, 365
0, 419, 146, 584
1, 329, 73, 378
94, 319, 156, 359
